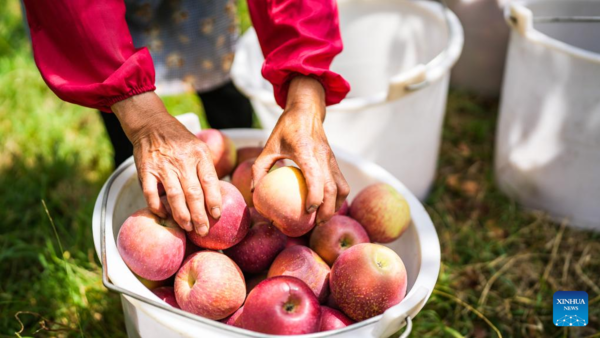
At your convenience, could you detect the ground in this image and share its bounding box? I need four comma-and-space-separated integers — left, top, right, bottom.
0, 1, 598, 337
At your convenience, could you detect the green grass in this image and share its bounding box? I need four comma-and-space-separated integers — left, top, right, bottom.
1, 1, 599, 337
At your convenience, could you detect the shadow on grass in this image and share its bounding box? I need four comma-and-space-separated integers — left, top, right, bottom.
0, 151, 126, 337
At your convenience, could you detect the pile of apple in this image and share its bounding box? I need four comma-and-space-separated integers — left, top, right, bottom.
117, 129, 413, 335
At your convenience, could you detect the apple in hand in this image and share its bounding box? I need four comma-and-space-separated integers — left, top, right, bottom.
268, 245, 330, 302
232, 159, 284, 207
188, 181, 250, 250
330, 243, 407, 321
174, 251, 246, 320
349, 183, 411, 243
196, 129, 237, 179
117, 208, 186, 281
253, 166, 316, 237
224, 208, 286, 274
309, 215, 370, 265
240, 276, 321, 335
319, 306, 354, 332
151, 286, 180, 309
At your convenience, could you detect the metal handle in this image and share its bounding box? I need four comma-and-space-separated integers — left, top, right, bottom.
371, 286, 429, 338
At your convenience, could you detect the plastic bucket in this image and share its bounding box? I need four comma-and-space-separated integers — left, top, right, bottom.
496, 0, 600, 230
446, 0, 511, 97
231, 0, 463, 201
92, 115, 441, 337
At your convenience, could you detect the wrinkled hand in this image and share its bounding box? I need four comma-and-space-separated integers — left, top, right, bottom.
112, 92, 221, 236
252, 76, 350, 225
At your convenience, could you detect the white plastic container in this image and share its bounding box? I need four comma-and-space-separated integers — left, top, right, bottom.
446, 0, 511, 97
92, 115, 441, 337
496, 0, 600, 230
231, 0, 463, 201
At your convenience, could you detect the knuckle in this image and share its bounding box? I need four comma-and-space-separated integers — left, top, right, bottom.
201, 173, 218, 186
338, 181, 351, 197
185, 185, 203, 199
324, 180, 337, 195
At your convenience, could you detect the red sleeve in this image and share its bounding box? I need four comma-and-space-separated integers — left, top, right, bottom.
247, 0, 350, 108
23, 0, 156, 112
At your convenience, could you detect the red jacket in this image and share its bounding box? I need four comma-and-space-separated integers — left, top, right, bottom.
22, 0, 350, 112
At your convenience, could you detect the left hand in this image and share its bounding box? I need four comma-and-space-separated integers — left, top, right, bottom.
252, 75, 350, 225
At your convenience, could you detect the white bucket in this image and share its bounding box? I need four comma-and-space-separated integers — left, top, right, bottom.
231, 0, 463, 201
496, 0, 600, 230
92, 115, 441, 337
447, 0, 511, 97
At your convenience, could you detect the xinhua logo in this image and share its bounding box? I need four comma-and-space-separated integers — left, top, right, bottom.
553, 291, 588, 327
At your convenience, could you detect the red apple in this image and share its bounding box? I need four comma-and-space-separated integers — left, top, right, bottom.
285, 235, 308, 248
349, 183, 411, 243
240, 276, 321, 335
253, 166, 316, 237
319, 306, 354, 332
222, 306, 244, 327
309, 215, 370, 265
325, 293, 340, 310
268, 246, 330, 302
187, 181, 250, 250
196, 129, 237, 179
335, 200, 349, 216
174, 251, 246, 320
117, 208, 186, 281
330, 243, 407, 321
236, 146, 263, 167
151, 286, 180, 309
223, 208, 286, 274
231, 158, 256, 207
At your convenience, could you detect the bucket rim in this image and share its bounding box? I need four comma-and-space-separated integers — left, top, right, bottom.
507, 0, 600, 64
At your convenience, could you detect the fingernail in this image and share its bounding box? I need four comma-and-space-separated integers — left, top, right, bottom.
250, 180, 255, 193
307, 204, 318, 213
185, 221, 193, 231
198, 224, 209, 237
211, 207, 221, 219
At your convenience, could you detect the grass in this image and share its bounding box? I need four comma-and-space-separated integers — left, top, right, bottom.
1, 0, 599, 337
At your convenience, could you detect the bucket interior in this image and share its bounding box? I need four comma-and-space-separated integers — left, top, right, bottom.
528, 0, 600, 54
333, 0, 448, 98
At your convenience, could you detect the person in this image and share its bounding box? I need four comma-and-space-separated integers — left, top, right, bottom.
23, 0, 351, 237
100, 0, 255, 167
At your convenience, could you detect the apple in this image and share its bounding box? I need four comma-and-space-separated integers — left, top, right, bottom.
285, 235, 308, 248
117, 208, 186, 281
222, 306, 244, 327
231, 159, 284, 207
188, 181, 250, 250
174, 251, 246, 320
309, 215, 370, 265
151, 286, 180, 309
240, 276, 321, 335
268, 245, 330, 302
196, 129, 237, 179
335, 200, 349, 216
253, 166, 316, 237
330, 243, 407, 321
349, 183, 411, 243
136, 274, 171, 289
223, 207, 286, 273
319, 306, 354, 332
236, 146, 263, 167
325, 293, 340, 310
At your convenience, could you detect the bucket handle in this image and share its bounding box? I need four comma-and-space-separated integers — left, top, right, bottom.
371, 286, 429, 338
386, 0, 463, 101
506, 2, 600, 36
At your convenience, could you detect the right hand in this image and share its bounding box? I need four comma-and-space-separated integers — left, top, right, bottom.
111, 92, 221, 236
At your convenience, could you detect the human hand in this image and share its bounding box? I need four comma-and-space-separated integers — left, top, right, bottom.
252, 75, 350, 225
111, 92, 221, 236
